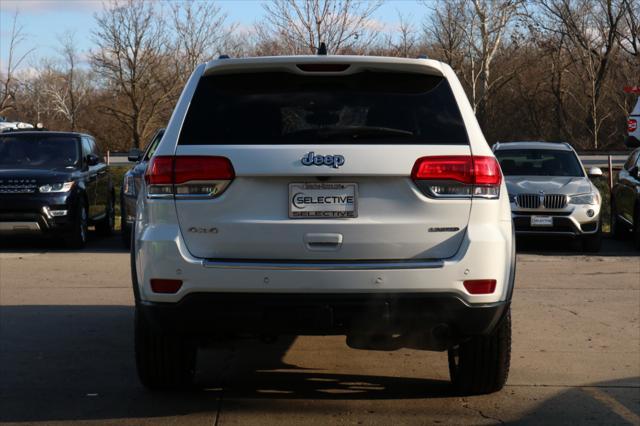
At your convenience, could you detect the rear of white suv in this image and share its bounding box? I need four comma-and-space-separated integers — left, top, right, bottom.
131, 56, 515, 395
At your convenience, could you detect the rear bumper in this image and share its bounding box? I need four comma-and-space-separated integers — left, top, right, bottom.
138, 292, 509, 345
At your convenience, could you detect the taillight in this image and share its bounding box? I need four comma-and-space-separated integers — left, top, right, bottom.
463, 279, 496, 295
411, 156, 502, 199
629, 119, 637, 133
145, 156, 235, 199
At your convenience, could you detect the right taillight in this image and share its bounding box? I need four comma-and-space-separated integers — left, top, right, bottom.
629, 119, 638, 133
145, 156, 235, 199
411, 155, 502, 199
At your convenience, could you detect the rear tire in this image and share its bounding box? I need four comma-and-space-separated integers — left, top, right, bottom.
96, 194, 115, 237
135, 308, 197, 390
64, 202, 88, 249
448, 308, 511, 395
610, 200, 626, 239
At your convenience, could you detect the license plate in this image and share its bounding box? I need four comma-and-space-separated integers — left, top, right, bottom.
531, 216, 553, 227
289, 183, 357, 218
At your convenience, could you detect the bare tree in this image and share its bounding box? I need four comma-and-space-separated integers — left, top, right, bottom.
42, 32, 90, 130
425, 0, 523, 127
259, 0, 383, 54
0, 11, 35, 116
91, 0, 176, 148
170, 0, 236, 74
386, 12, 419, 57
424, 0, 466, 69
536, 0, 626, 149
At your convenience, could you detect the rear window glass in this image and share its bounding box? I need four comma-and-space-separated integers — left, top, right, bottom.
495, 149, 584, 177
179, 72, 468, 145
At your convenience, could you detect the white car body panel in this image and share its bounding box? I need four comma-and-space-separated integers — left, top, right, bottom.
135, 55, 513, 306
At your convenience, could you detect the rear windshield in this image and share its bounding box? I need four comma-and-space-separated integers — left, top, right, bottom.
0, 134, 80, 169
179, 71, 468, 145
495, 149, 584, 177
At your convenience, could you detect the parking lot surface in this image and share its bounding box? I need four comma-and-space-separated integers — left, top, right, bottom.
0, 235, 638, 425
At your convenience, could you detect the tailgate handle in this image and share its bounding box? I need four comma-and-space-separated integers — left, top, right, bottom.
304, 233, 343, 251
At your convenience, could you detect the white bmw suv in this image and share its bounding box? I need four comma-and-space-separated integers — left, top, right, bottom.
131, 55, 515, 395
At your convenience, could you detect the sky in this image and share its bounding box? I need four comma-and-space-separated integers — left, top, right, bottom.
0, 0, 431, 71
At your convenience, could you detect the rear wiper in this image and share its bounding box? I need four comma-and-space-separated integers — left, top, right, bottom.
289, 126, 413, 140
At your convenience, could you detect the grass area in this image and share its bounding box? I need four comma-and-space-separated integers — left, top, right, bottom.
108, 165, 129, 231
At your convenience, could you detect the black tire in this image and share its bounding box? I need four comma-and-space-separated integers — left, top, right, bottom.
582, 229, 602, 253
448, 308, 511, 395
135, 307, 197, 390
96, 194, 115, 237
65, 201, 88, 249
121, 195, 131, 249
610, 200, 626, 239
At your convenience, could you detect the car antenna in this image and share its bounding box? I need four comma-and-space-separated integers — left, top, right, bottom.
317, 42, 327, 55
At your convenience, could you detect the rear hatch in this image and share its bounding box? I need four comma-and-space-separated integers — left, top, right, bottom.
170, 68, 473, 261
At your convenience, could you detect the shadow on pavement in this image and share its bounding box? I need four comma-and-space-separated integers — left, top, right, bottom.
0, 233, 127, 254
0, 305, 452, 423
516, 235, 639, 257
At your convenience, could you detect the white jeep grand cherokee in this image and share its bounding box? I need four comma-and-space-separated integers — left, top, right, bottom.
132, 55, 515, 395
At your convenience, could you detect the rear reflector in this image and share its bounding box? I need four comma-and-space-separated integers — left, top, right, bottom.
145, 156, 235, 199
412, 156, 502, 199
150, 279, 183, 294
463, 279, 496, 295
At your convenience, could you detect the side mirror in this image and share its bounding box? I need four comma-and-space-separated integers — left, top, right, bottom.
86, 154, 100, 166
128, 148, 143, 162
588, 167, 603, 178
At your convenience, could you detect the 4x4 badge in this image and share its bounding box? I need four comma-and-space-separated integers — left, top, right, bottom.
301, 152, 345, 169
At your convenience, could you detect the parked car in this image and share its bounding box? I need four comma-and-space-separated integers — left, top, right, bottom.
625, 92, 639, 148
611, 147, 640, 248
493, 141, 603, 252
0, 131, 115, 248
120, 128, 165, 247
131, 55, 516, 394
0, 116, 34, 132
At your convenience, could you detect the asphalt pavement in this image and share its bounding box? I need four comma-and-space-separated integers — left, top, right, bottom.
0, 234, 638, 425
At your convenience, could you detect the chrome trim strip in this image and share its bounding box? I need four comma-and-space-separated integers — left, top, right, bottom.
202, 259, 445, 270
0, 222, 41, 232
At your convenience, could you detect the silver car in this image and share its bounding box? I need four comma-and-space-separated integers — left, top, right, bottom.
493, 141, 603, 251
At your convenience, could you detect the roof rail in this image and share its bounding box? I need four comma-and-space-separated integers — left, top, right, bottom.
217, 54, 230, 60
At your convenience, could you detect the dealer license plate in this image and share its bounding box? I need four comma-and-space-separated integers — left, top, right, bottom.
289, 183, 357, 218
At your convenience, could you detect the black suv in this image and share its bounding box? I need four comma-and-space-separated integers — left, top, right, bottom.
120, 128, 164, 247
0, 131, 115, 248
612, 147, 640, 248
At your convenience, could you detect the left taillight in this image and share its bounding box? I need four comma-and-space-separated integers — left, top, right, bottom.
411, 155, 502, 199
629, 119, 638, 133
145, 156, 235, 199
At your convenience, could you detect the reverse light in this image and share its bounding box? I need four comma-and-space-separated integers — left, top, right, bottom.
150, 279, 183, 294
411, 156, 502, 199
39, 182, 74, 193
145, 156, 235, 199
463, 279, 497, 295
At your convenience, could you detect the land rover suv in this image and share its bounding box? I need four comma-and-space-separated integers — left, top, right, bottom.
132, 56, 515, 395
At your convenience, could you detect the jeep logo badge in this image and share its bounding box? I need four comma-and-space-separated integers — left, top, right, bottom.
301, 152, 345, 169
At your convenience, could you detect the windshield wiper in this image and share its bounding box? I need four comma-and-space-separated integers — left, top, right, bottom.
288, 126, 413, 140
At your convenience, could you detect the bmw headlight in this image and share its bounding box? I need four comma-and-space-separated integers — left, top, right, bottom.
123, 175, 136, 196
569, 193, 599, 205
39, 182, 74, 193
